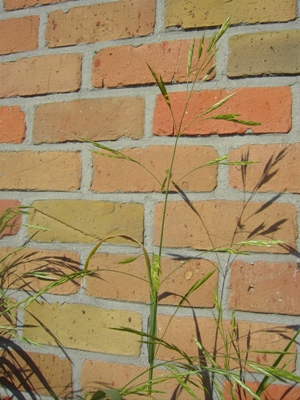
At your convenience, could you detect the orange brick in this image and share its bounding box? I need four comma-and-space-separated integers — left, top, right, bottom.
0, 54, 81, 98
229, 261, 300, 315
223, 381, 300, 400
92, 38, 214, 88
0, 106, 25, 144
0, 16, 39, 55
157, 315, 296, 371
0, 349, 72, 398
86, 253, 217, 307
153, 87, 291, 136
4, 0, 66, 9
92, 146, 218, 193
0, 200, 21, 239
33, 97, 144, 143
0, 151, 81, 191
46, 0, 155, 47
0, 247, 81, 295
229, 143, 300, 194
154, 200, 297, 253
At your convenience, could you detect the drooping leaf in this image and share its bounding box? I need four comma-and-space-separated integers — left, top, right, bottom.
90, 388, 122, 400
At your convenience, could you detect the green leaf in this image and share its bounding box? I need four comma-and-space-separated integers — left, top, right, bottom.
187, 39, 195, 77
148, 64, 171, 109
117, 256, 139, 264
90, 389, 122, 400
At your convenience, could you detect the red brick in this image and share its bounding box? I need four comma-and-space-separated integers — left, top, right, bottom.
86, 253, 217, 308
0, 54, 81, 98
154, 200, 297, 253
92, 146, 218, 193
92, 38, 214, 88
0, 106, 25, 144
0, 247, 81, 295
223, 381, 300, 400
0, 200, 21, 239
229, 143, 300, 194
0, 151, 81, 191
229, 261, 300, 315
153, 87, 291, 136
33, 97, 144, 143
4, 0, 66, 9
157, 315, 296, 371
46, 0, 155, 47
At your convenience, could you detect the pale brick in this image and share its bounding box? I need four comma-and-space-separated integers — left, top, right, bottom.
165, 0, 296, 28
46, 0, 155, 47
24, 302, 142, 355
229, 143, 300, 194
0, 247, 81, 295
33, 97, 144, 143
92, 146, 218, 192
86, 253, 217, 308
0, 200, 21, 238
0, 54, 81, 98
153, 87, 291, 136
228, 30, 300, 77
0, 106, 25, 144
28, 200, 144, 244
0, 151, 81, 191
229, 261, 300, 315
92, 39, 214, 88
154, 200, 297, 253
0, 16, 39, 55
4, 0, 66, 9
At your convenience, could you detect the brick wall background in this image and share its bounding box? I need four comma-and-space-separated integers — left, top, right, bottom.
0, 0, 300, 398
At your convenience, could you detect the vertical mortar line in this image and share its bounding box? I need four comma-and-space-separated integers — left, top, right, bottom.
144, 91, 157, 139
80, 145, 94, 195
81, 48, 95, 92
38, 7, 48, 50
23, 103, 35, 145
154, 0, 165, 34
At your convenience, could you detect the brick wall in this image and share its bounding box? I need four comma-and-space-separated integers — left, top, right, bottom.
0, 0, 299, 398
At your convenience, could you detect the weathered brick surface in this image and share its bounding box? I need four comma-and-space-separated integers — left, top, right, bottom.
229, 143, 300, 194
24, 302, 142, 355
223, 381, 300, 400
0, 200, 21, 238
86, 253, 217, 307
157, 315, 296, 371
165, 0, 296, 28
228, 261, 300, 315
46, 0, 155, 47
33, 97, 144, 143
0, 106, 25, 143
0, 247, 81, 294
153, 87, 291, 136
0, 16, 39, 55
228, 30, 300, 77
0, 349, 72, 398
92, 146, 218, 192
0, 54, 81, 98
154, 200, 297, 253
0, 151, 81, 191
28, 200, 144, 244
4, 0, 66, 10
92, 38, 214, 88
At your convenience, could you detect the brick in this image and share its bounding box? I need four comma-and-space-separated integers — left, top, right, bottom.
23, 302, 142, 355
0, 349, 72, 398
157, 315, 296, 371
92, 39, 214, 88
0, 106, 25, 144
28, 200, 144, 244
0, 16, 39, 55
4, 0, 66, 9
92, 146, 218, 193
153, 87, 291, 136
154, 200, 297, 253
33, 97, 144, 144
46, 0, 155, 48
82, 360, 205, 399
228, 261, 300, 316
229, 143, 300, 194
223, 381, 300, 400
0, 54, 81, 98
165, 0, 296, 28
228, 30, 300, 77
86, 253, 217, 308
0, 247, 81, 295
0, 200, 21, 239
0, 151, 81, 191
